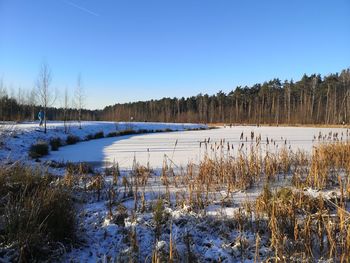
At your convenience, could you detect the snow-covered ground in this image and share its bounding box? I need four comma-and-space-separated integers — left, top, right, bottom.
1, 122, 349, 262
45, 125, 349, 169
0, 121, 206, 164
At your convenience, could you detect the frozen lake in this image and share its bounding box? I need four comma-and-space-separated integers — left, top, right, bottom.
46, 126, 349, 169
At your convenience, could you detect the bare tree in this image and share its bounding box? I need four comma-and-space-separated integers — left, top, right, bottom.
36, 62, 55, 133
74, 74, 85, 129
27, 88, 37, 121
0, 78, 6, 122
0, 79, 16, 148
63, 87, 70, 133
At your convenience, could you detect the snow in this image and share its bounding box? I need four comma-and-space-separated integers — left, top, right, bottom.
1, 122, 349, 262
0, 121, 206, 165
2, 122, 348, 168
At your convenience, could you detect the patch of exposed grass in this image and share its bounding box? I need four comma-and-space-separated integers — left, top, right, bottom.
29, 141, 49, 158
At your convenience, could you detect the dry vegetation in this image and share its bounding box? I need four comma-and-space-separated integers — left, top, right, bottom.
149, 135, 350, 261
46, 129, 349, 261
0, 123, 15, 150
0, 165, 75, 262
29, 141, 49, 158
2, 129, 350, 261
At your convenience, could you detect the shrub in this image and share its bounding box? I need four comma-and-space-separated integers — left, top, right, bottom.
0, 165, 75, 261
108, 129, 154, 137
66, 135, 80, 145
137, 129, 151, 134
49, 137, 61, 151
29, 141, 49, 158
153, 128, 176, 133
93, 131, 104, 139
118, 129, 137, 136
85, 131, 105, 140
85, 134, 94, 141
106, 131, 118, 137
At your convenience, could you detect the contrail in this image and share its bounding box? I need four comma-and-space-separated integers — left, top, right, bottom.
63, 0, 99, 17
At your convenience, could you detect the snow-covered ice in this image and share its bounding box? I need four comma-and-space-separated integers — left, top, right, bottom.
45, 125, 349, 169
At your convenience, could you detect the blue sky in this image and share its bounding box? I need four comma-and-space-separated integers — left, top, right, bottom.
0, 0, 349, 109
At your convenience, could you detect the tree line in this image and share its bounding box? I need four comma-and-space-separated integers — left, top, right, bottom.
101, 69, 350, 125
1, 67, 349, 125
0, 93, 97, 124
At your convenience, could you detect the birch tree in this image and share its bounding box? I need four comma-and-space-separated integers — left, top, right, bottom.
74, 74, 85, 129
63, 87, 70, 133
36, 62, 55, 133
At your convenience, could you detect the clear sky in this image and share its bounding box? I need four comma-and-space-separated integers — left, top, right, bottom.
0, 0, 349, 109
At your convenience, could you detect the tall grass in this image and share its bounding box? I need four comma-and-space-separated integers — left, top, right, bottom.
306, 141, 350, 189
22, 130, 347, 261
0, 165, 76, 261
115, 136, 350, 261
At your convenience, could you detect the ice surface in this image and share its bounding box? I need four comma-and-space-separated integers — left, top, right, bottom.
45, 125, 349, 169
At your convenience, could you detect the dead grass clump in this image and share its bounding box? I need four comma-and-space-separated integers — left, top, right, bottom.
0, 164, 75, 261
93, 131, 104, 139
66, 162, 94, 175
49, 137, 62, 151
112, 204, 128, 227
105, 162, 121, 185
66, 135, 80, 145
263, 153, 278, 181
118, 129, 137, 136
306, 142, 350, 189
254, 185, 350, 261
132, 164, 152, 187
192, 143, 296, 195
106, 131, 118, 137
87, 173, 104, 201
28, 141, 49, 158
278, 146, 292, 176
